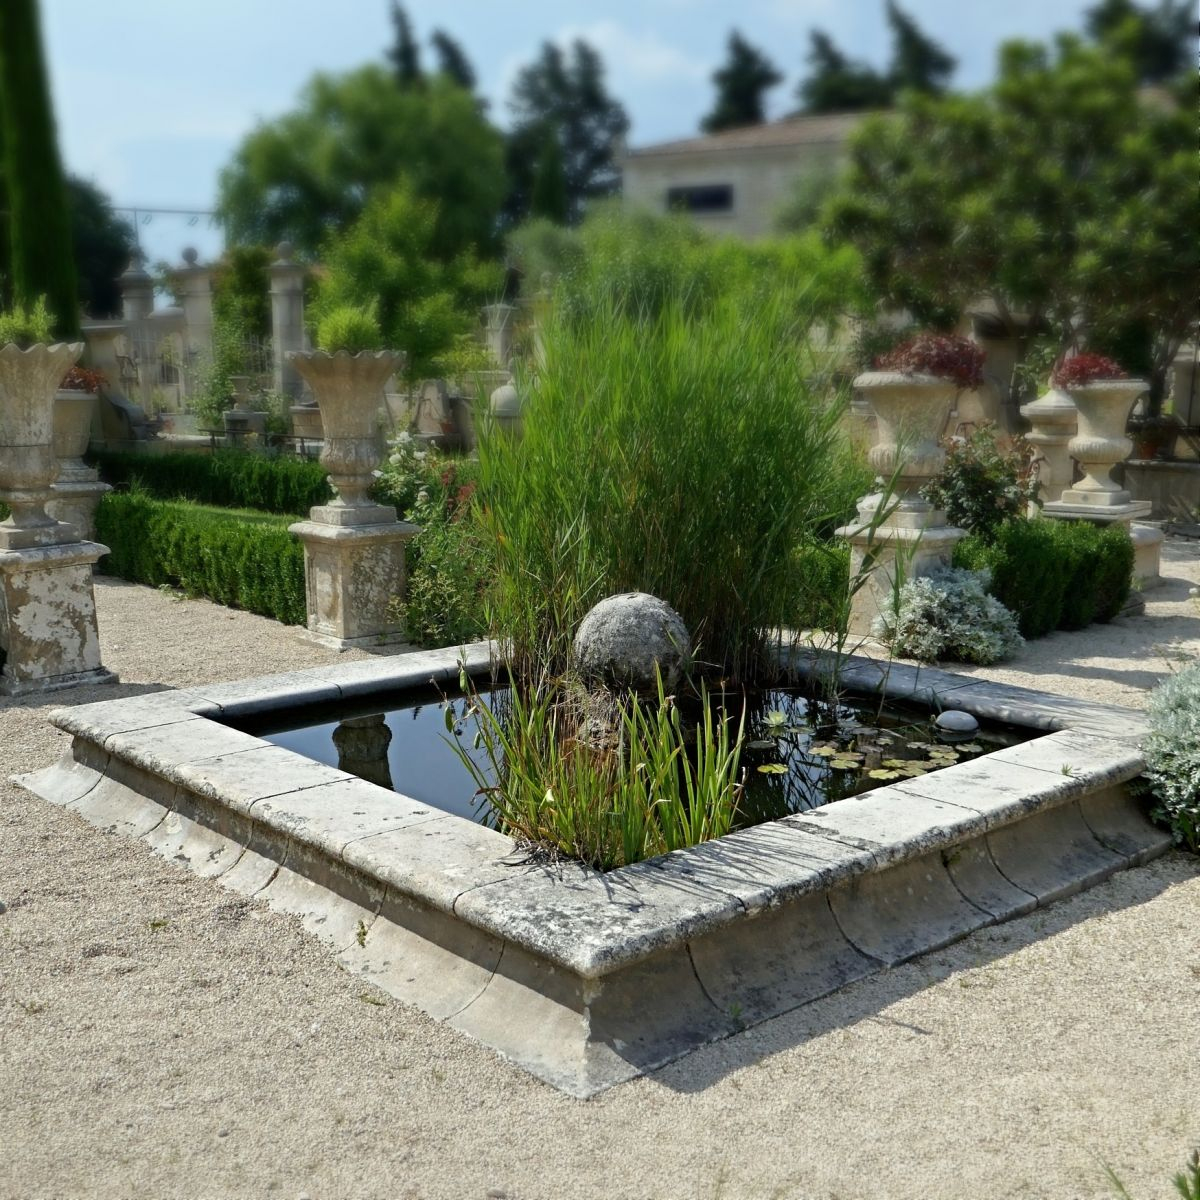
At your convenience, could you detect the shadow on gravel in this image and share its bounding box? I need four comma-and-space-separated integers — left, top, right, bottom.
652, 852, 1197, 1095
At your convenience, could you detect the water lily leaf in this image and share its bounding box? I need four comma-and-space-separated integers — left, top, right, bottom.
829, 759, 859, 771
808, 745, 839, 757
764, 710, 787, 726
757, 763, 789, 774
906, 740, 936, 751
899, 765, 929, 776
875, 734, 896, 745
882, 758, 909, 768
867, 768, 903, 780
745, 739, 777, 750
958, 742, 983, 753
929, 748, 960, 759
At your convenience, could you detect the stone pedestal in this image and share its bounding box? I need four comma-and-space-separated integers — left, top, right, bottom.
46, 480, 110, 543
333, 713, 394, 789
175, 248, 214, 366
1020, 387, 1077, 506
0, 540, 116, 695
47, 389, 111, 540
838, 498, 966, 637
270, 243, 307, 400
289, 515, 416, 650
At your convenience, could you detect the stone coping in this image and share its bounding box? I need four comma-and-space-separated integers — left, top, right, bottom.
38, 643, 1150, 981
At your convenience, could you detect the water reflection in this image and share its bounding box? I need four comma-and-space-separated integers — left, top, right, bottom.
332, 713, 394, 789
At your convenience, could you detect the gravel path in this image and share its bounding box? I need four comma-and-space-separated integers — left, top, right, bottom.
2, 560, 1198, 1200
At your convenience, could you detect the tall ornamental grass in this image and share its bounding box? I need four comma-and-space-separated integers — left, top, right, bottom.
477, 285, 863, 682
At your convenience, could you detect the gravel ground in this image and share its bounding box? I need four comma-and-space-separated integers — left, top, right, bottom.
2, 556, 1198, 1200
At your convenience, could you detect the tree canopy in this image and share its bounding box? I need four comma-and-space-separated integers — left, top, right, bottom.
1082, 0, 1195, 83
504, 40, 629, 227
700, 31, 783, 133
387, 1, 422, 88
797, 1, 957, 113
823, 33, 1198, 405
431, 30, 477, 92
216, 66, 505, 260
66, 177, 135, 319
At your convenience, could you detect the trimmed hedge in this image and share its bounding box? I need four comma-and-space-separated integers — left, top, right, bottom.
95, 491, 306, 625
954, 518, 1133, 639
91, 449, 331, 515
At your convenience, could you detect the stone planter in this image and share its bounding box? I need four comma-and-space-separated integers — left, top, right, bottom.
1059, 380, 1146, 507
0, 342, 82, 545
836, 371, 964, 638
288, 350, 403, 512
489, 380, 524, 440
1020, 386, 1078, 505
48, 388, 111, 541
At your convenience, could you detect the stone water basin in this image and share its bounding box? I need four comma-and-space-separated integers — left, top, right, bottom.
18, 642, 1169, 1096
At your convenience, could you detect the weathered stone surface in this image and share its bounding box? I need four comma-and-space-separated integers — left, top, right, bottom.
12, 739, 109, 807
171, 746, 354, 817
193, 671, 342, 716
935, 710, 979, 736
573, 592, 691, 694
984, 729, 1143, 787
50, 691, 215, 743
103, 719, 265, 775
940, 838, 1036, 921
1076, 786, 1172, 866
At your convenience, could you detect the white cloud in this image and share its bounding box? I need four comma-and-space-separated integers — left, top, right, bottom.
555, 20, 710, 84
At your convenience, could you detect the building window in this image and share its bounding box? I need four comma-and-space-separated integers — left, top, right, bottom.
666, 184, 734, 214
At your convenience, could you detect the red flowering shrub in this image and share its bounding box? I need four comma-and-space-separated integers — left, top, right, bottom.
875, 333, 985, 391
1051, 354, 1128, 388
58, 366, 107, 392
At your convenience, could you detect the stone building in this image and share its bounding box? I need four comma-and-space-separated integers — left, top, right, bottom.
620, 111, 868, 240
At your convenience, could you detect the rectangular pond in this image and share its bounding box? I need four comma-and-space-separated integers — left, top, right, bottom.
19, 642, 1169, 1096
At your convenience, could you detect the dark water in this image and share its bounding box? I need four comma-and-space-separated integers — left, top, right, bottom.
232, 682, 1030, 830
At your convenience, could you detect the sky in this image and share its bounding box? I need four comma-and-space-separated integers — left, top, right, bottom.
41, 0, 1098, 270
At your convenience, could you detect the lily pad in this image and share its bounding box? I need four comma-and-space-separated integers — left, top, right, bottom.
745, 739, 777, 750
808, 745, 839, 757
958, 742, 984, 753
899, 764, 929, 777
756, 763, 789, 775
829, 759, 859, 771
867, 768, 903, 781
881, 758, 910, 769
906, 740, 937, 751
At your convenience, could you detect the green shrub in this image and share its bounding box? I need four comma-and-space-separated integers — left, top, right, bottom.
954, 518, 1132, 638
1143, 662, 1200, 853
90, 449, 331, 515
315, 302, 383, 354
0, 295, 53, 347
95, 491, 306, 624
921, 425, 1037, 540
788, 539, 852, 632
478, 285, 862, 682
873, 567, 1024, 664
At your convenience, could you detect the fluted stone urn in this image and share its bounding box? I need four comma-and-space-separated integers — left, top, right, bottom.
286, 349, 418, 650
48, 386, 111, 541
288, 349, 402, 517
1057, 379, 1146, 507
0, 341, 115, 694
1020, 386, 1078, 505
836, 371, 965, 638
0, 342, 83, 546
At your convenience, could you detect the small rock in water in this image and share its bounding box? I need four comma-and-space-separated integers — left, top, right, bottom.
574, 592, 692, 696
935, 710, 979, 741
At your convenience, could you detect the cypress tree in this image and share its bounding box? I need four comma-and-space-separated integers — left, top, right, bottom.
0, 0, 79, 336
701, 31, 783, 133
387, 1, 424, 89
529, 130, 569, 225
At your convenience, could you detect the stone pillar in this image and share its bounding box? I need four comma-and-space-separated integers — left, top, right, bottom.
483, 303, 515, 368
270, 242, 307, 400
1020, 386, 1077, 506
1042, 378, 1163, 590
1172, 344, 1198, 430
287, 350, 418, 650
963, 307, 1032, 443
174, 247, 214, 371
0, 342, 116, 695
46, 390, 111, 541
119, 252, 156, 411
836, 371, 966, 637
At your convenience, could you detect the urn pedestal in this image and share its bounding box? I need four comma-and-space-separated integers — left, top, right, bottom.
835, 372, 966, 638
0, 343, 116, 694
286, 350, 418, 650
1041, 380, 1162, 589
1020, 386, 1078, 507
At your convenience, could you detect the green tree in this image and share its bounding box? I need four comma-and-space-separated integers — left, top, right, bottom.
1083, 0, 1195, 83
700, 31, 783, 133
529, 133, 569, 225
217, 66, 505, 260
504, 41, 629, 227
431, 30, 476, 92
0, 0, 79, 335
886, 0, 956, 95
313, 182, 503, 382
797, 3, 957, 114
66, 178, 135, 319
824, 34, 1199, 407
211, 244, 272, 341
387, 1, 423, 88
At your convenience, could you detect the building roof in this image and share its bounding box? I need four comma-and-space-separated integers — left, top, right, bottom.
626, 111, 874, 159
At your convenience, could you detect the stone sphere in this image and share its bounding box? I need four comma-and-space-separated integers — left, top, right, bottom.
935, 710, 980, 741
182, 246, 198, 265
573, 592, 691, 695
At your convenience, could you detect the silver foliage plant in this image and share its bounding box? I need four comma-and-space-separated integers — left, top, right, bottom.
872, 567, 1023, 666
1143, 661, 1200, 852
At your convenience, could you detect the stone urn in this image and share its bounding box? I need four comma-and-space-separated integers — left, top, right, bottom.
287, 349, 405, 511
1059, 379, 1147, 507
489, 380, 524, 439
0, 341, 83, 546
853, 370, 959, 509
53, 387, 99, 481
1020, 386, 1078, 505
